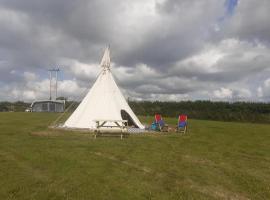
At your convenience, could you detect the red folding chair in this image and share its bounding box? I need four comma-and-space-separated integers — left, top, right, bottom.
177, 115, 188, 134
154, 114, 168, 132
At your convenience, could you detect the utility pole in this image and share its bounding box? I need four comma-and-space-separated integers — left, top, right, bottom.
48, 68, 60, 100
49, 70, 52, 100
55, 68, 60, 100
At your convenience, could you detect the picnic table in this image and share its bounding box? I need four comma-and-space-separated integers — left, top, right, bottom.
93, 119, 128, 139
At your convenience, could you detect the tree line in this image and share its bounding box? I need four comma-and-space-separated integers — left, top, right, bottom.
0, 101, 30, 112
1, 100, 270, 123
128, 101, 270, 123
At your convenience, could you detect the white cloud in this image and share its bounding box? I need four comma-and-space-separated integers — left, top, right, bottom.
213, 87, 233, 99
57, 80, 87, 100
173, 38, 270, 76
234, 88, 252, 99
176, 48, 225, 73
257, 78, 270, 100
23, 72, 37, 81
60, 58, 100, 81
257, 86, 263, 98
113, 63, 161, 84
264, 79, 270, 88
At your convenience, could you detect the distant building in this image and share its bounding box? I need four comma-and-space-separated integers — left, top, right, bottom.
31, 100, 65, 112
29, 68, 65, 113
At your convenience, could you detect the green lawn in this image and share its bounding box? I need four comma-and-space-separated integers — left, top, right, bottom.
0, 112, 270, 200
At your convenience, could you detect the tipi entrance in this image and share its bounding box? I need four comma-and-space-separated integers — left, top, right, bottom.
120, 110, 138, 128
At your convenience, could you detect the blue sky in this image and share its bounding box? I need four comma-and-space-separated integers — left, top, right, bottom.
226, 0, 238, 15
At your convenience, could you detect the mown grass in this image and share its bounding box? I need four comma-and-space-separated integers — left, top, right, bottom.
0, 112, 270, 199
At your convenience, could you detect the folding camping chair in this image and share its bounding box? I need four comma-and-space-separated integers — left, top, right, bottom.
154, 114, 168, 132
177, 115, 188, 134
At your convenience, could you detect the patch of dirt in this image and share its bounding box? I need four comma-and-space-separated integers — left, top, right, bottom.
30, 131, 65, 136
92, 152, 152, 173
30, 130, 92, 137
182, 154, 216, 166
183, 180, 250, 200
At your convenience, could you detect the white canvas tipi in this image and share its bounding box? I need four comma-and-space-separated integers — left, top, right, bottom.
64, 47, 144, 130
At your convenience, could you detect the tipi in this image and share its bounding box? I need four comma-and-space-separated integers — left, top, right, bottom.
64, 47, 144, 130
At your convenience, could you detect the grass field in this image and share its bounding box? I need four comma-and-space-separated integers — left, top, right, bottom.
0, 112, 270, 200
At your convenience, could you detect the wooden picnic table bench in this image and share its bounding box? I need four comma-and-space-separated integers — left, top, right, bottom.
93, 119, 128, 139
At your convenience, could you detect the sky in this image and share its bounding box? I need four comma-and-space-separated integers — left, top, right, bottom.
0, 0, 270, 102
